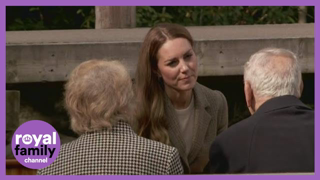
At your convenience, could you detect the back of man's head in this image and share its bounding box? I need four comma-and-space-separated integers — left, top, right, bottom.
244, 48, 302, 99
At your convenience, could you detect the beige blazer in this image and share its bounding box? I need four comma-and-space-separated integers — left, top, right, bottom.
165, 83, 228, 174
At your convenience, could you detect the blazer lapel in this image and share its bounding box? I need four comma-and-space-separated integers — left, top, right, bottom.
164, 83, 212, 172
188, 83, 212, 164
164, 94, 189, 170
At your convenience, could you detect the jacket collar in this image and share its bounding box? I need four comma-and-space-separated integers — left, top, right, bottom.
188, 83, 211, 164
255, 95, 311, 115
81, 121, 135, 138
165, 83, 212, 172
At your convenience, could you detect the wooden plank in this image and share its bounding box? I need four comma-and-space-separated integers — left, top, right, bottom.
6, 24, 314, 44
195, 38, 314, 76
6, 38, 314, 83
6, 24, 314, 83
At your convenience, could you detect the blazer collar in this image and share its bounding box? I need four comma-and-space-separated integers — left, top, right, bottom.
81, 121, 135, 138
165, 83, 212, 171
188, 83, 211, 163
256, 95, 311, 115
165, 93, 188, 169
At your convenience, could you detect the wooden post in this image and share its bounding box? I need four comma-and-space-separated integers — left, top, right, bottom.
6, 90, 20, 158
6, 90, 20, 132
298, 6, 307, 23
6, 159, 37, 175
95, 6, 136, 29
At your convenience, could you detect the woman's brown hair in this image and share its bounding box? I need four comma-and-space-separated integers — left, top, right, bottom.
135, 23, 194, 144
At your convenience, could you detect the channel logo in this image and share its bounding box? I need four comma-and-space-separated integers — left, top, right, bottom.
11, 120, 60, 169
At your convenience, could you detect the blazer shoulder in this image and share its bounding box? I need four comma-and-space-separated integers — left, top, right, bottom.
137, 135, 177, 153
196, 83, 227, 104
218, 115, 257, 142
136, 136, 183, 174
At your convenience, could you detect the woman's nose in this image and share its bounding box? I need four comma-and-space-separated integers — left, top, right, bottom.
180, 61, 188, 73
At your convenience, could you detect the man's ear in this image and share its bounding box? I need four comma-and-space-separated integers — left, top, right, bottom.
244, 81, 255, 115
299, 80, 304, 98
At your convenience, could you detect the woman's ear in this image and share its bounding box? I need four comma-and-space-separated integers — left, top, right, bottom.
244, 81, 255, 115
152, 69, 161, 78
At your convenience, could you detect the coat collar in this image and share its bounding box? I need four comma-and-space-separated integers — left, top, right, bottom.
165, 83, 212, 172
80, 121, 135, 138
255, 95, 311, 115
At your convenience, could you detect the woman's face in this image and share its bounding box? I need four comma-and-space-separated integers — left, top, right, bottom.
156, 38, 198, 93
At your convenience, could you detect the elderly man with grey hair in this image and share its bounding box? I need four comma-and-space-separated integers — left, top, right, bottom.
37, 60, 183, 175
205, 48, 314, 174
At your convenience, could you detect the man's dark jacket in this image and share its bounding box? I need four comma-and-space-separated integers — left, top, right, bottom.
206, 95, 314, 173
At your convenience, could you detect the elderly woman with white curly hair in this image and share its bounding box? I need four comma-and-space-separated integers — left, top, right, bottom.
37, 60, 183, 175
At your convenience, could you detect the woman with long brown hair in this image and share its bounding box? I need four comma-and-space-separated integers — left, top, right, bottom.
135, 23, 228, 174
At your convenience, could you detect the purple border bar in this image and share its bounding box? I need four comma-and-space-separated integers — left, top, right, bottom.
1, 2, 5, 178
314, 2, 318, 177
1, 0, 317, 179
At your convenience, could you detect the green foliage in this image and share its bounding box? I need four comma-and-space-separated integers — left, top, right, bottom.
76, 8, 95, 29
136, 7, 173, 27
6, 6, 95, 31
136, 6, 314, 27
6, 6, 314, 31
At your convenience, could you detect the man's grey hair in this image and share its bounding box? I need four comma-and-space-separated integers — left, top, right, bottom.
65, 60, 135, 135
244, 48, 302, 98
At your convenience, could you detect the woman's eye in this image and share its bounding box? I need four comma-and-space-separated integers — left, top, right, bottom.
167, 61, 178, 67
184, 53, 192, 60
